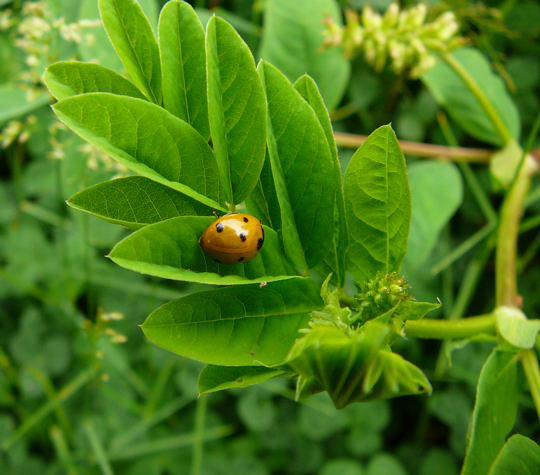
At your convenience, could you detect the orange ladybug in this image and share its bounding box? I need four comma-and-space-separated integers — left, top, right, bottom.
199, 213, 265, 265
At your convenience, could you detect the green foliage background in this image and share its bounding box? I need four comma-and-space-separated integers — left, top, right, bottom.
1, 0, 539, 473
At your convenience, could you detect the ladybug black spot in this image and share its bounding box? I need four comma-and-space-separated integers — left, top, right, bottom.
243, 217, 249, 223
213, 258, 221, 263
238, 256, 245, 262
240, 233, 247, 242
257, 238, 264, 250
216, 222, 224, 232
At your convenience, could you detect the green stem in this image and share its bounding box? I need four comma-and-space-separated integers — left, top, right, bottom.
1, 364, 99, 451
520, 349, 540, 420
191, 395, 208, 475
404, 314, 495, 340
495, 164, 531, 306
84, 420, 115, 475
441, 51, 512, 145
49, 426, 78, 475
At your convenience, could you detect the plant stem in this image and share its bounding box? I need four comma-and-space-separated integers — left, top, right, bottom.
404, 314, 495, 340
520, 349, 540, 420
1, 364, 99, 451
333, 131, 493, 162
495, 163, 531, 306
49, 426, 78, 475
191, 395, 208, 475
440, 51, 512, 144
84, 420, 115, 475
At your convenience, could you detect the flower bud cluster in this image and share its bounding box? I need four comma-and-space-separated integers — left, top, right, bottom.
1, 2, 100, 98
324, 2, 464, 77
354, 272, 411, 322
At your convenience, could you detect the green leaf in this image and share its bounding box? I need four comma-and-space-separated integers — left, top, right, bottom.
67, 176, 212, 229
0, 85, 49, 124
295, 74, 347, 285
394, 300, 441, 322
495, 306, 540, 349
141, 278, 322, 365
43, 61, 145, 100
405, 161, 462, 268
260, 0, 350, 109
109, 216, 294, 285
98, 0, 161, 102
52, 93, 224, 210
158, 0, 209, 138
288, 322, 429, 408
489, 435, 540, 475
344, 125, 411, 283
462, 349, 518, 475
422, 48, 520, 147
259, 61, 336, 271
245, 156, 281, 230
206, 16, 267, 205
198, 365, 286, 394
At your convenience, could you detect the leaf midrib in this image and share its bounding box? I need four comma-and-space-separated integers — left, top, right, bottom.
143, 310, 315, 328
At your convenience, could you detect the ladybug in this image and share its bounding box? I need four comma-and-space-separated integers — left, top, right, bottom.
199, 213, 265, 265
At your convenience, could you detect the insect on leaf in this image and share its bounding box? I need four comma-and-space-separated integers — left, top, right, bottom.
108, 216, 294, 285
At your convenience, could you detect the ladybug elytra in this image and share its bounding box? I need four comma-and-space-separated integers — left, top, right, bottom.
199, 213, 265, 265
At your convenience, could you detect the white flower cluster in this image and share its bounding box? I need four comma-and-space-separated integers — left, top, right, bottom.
324, 2, 463, 77
1, 1, 100, 97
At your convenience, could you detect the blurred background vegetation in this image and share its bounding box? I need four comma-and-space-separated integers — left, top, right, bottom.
0, 0, 539, 473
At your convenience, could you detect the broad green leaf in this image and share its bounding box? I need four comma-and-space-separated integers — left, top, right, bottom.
206, 16, 267, 204
198, 365, 286, 394
43, 61, 145, 100
0, 85, 49, 124
52, 93, 224, 210
245, 155, 281, 230
141, 278, 322, 365
295, 74, 347, 285
98, 0, 161, 102
109, 216, 294, 285
67, 176, 212, 229
158, 0, 209, 138
422, 48, 520, 147
260, 0, 350, 109
405, 161, 462, 268
462, 349, 518, 475
344, 125, 411, 283
489, 435, 540, 475
259, 61, 336, 271
495, 306, 540, 349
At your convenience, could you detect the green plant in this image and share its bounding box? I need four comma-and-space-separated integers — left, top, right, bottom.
1, 0, 539, 473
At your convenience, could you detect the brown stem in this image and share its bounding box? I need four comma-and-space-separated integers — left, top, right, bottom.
334, 132, 493, 162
